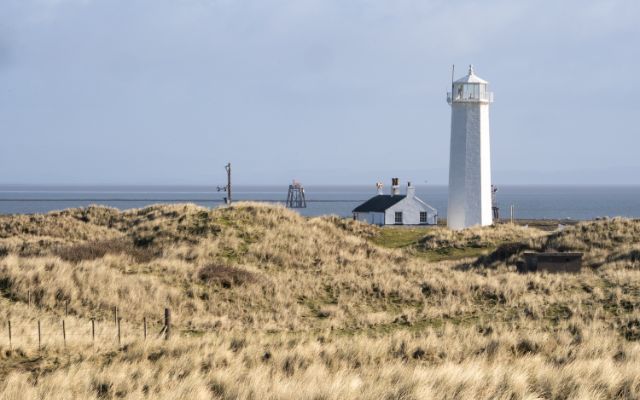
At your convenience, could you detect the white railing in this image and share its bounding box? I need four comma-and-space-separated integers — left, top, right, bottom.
447, 92, 494, 104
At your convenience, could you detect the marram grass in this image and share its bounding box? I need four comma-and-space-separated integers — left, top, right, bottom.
0, 203, 639, 399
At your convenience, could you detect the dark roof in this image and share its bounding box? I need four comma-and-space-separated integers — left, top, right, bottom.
352, 195, 406, 213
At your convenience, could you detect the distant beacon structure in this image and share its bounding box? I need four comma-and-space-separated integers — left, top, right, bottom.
446, 65, 494, 230
286, 180, 307, 208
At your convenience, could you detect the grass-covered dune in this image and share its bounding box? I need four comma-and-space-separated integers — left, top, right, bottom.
0, 203, 639, 399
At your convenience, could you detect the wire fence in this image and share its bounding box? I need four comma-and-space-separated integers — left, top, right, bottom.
5, 285, 635, 352
3, 306, 172, 351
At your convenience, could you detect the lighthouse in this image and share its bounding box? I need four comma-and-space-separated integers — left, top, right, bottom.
446, 65, 493, 230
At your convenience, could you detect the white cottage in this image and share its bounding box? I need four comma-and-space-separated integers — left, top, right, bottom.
352, 180, 438, 226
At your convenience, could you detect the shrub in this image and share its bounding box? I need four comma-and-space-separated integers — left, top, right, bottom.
54, 238, 158, 263
197, 264, 257, 288
513, 339, 539, 355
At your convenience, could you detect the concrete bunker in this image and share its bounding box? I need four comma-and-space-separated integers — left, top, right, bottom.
516, 252, 583, 273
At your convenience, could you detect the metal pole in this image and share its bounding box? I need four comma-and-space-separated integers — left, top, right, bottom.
143, 317, 147, 341
38, 320, 41, 351
91, 318, 95, 344
114, 306, 118, 326
117, 318, 121, 346
226, 163, 232, 205
62, 320, 66, 348
7, 320, 11, 350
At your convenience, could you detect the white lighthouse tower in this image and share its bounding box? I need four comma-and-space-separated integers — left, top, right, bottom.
446, 65, 494, 230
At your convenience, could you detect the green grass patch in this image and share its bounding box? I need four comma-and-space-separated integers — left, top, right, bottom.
416, 246, 495, 262
371, 227, 433, 249
371, 227, 495, 261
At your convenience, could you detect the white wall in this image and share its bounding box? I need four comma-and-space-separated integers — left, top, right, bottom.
372, 212, 385, 225
385, 196, 437, 225
354, 212, 385, 225
448, 101, 492, 230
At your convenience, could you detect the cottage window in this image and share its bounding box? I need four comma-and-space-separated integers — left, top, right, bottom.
394, 212, 403, 224
420, 212, 428, 224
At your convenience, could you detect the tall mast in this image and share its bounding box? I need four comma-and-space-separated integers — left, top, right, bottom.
217, 162, 232, 205
225, 163, 232, 204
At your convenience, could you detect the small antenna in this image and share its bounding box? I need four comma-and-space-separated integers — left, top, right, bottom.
451, 64, 455, 92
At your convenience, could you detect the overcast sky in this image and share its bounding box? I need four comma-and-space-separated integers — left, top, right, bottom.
1, 0, 639, 185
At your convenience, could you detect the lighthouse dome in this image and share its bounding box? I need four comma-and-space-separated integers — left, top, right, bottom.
453, 65, 488, 84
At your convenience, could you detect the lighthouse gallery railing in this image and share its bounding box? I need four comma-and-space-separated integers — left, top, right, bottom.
447, 91, 494, 104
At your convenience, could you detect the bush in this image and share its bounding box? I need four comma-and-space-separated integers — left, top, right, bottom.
513, 339, 539, 355
197, 264, 257, 288
54, 238, 158, 263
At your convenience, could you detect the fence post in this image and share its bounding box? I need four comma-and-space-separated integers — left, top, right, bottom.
7, 320, 11, 350
114, 307, 118, 326
143, 317, 147, 341
164, 308, 171, 340
117, 318, 121, 346
37, 320, 41, 351
62, 320, 66, 348
91, 318, 95, 345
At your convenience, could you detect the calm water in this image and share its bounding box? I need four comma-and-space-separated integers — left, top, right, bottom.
1, 184, 639, 220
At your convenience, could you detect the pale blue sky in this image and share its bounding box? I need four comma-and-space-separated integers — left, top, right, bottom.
1, 0, 639, 185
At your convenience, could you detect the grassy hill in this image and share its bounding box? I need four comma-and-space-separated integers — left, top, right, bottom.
0, 204, 639, 399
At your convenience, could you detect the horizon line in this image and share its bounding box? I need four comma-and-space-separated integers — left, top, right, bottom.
2, 182, 640, 187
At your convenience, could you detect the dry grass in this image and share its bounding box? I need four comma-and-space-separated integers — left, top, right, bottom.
0, 204, 639, 399
477, 217, 640, 269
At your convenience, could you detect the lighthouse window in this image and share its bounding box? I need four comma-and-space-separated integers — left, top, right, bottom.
394, 212, 403, 224
455, 83, 484, 100
468, 84, 479, 99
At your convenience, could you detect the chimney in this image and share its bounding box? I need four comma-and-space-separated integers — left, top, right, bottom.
407, 181, 415, 198
391, 178, 400, 196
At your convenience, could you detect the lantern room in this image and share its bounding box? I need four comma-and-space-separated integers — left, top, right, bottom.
447, 65, 494, 104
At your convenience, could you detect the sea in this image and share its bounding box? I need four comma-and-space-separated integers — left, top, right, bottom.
1, 184, 639, 220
